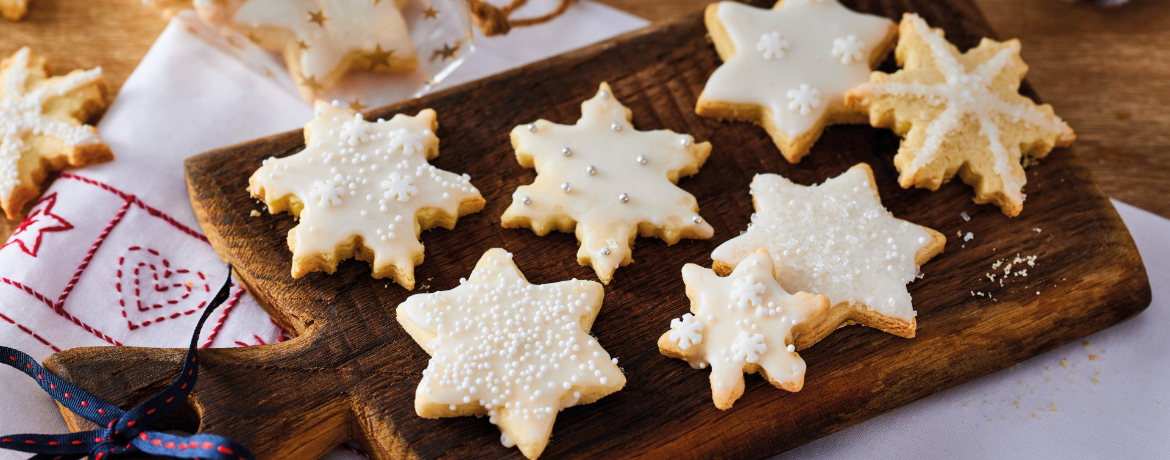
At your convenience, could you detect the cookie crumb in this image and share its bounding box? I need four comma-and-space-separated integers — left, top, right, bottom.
250, 209, 261, 217
1088, 354, 1098, 360
1060, 358, 1068, 369
1033, 228, 1042, 233
1083, 341, 1091, 347
1050, 403, 1058, 411
961, 211, 971, 222
963, 232, 974, 242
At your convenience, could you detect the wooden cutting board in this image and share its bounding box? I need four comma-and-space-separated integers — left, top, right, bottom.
44, 0, 1151, 459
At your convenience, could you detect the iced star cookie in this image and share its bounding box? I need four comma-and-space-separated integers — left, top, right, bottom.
1, 47, 113, 219
502, 82, 714, 284
659, 250, 830, 410
397, 248, 625, 459
712, 164, 945, 339
248, 100, 483, 289
845, 14, 1075, 217
1, 0, 28, 20
696, 0, 896, 163
196, 0, 419, 100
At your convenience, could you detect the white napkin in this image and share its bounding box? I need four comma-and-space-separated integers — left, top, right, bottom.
0, 2, 646, 459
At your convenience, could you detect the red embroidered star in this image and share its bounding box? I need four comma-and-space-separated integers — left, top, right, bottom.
2, 192, 72, 257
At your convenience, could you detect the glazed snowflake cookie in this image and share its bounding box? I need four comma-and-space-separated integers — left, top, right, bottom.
1, 47, 113, 219
1, 0, 28, 20
193, 0, 418, 100
502, 82, 714, 284
696, 0, 897, 163
712, 164, 945, 340
659, 250, 830, 410
845, 14, 1075, 217
397, 248, 625, 459
248, 100, 484, 289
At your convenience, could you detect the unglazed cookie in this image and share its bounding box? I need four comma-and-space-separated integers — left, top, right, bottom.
196, 0, 419, 100
712, 164, 945, 339
502, 82, 714, 284
0, 0, 28, 20
1, 47, 113, 219
696, 0, 896, 163
248, 100, 483, 289
659, 250, 830, 410
397, 248, 625, 459
845, 14, 1075, 217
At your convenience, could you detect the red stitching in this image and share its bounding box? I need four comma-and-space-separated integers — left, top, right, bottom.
0, 193, 73, 258
0, 312, 61, 352
56, 198, 131, 309
58, 174, 208, 243
200, 287, 245, 348
116, 246, 212, 330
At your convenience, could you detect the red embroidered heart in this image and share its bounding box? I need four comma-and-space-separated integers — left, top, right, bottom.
116, 246, 212, 330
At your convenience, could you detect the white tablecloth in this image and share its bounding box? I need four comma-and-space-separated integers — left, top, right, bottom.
1, 2, 1165, 459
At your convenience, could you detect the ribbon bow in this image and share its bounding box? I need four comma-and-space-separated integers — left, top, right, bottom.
0, 268, 255, 460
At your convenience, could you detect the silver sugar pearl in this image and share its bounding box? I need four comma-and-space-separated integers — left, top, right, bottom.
619, 193, 629, 203
610, 122, 621, 131
561, 182, 571, 192
599, 90, 609, 98
601, 247, 611, 255
527, 123, 537, 132
692, 215, 703, 223
586, 165, 596, 175
681, 137, 692, 147
636, 155, 647, 165
521, 196, 531, 205
562, 147, 572, 156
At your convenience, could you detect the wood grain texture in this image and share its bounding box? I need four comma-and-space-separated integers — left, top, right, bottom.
42, 1, 1150, 459
0, 0, 1167, 239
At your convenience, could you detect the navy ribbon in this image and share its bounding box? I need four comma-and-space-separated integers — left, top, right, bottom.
0, 267, 254, 460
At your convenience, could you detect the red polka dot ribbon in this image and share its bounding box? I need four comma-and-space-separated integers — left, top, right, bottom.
0, 267, 254, 460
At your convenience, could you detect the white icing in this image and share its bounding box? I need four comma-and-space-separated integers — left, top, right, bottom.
831, 34, 865, 64
786, 83, 821, 115
756, 32, 789, 60
0, 47, 104, 200
711, 166, 933, 321
850, 14, 1074, 206
668, 251, 829, 407
701, 0, 893, 137
502, 83, 713, 283
230, 0, 416, 81
250, 101, 481, 281
399, 248, 624, 458
731, 273, 765, 309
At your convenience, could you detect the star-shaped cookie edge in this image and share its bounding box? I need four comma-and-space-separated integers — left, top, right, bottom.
696, 0, 897, 163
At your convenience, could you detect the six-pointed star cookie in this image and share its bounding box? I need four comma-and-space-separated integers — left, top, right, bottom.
659, 250, 830, 410
249, 100, 484, 289
0, 0, 28, 20
1, 47, 112, 220
696, 0, 896, 163
201, 0, 419, 100
502, 82, 714, 284
846, 14, 1075, 217
397, 248, 626, 459
712, 164, 945, 339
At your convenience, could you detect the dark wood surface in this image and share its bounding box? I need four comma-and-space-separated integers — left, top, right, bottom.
44, 1, 1151, 459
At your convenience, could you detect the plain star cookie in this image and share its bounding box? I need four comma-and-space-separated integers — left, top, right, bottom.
1, 47, 113, 220
197, 0, 419, 100
397, 248, 625, 459
0, 0, 28, 20
696, 0, 896, 163
845, 14, 1075, 217
248, 100, 484, 289
658, 250, 830, 410
712, 164, 945, 339
502, 82, 714, 284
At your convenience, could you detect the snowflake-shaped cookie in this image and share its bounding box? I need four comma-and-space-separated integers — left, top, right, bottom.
1, 47, 112, 219
696, 0, 896, 163
397, 248, 625, 459
711, 164, 945, 339
502, 82, 714, 284
197, 0, 419, 100
249, 100, 484, 289
845, 14, 1076, 217
658, 250, 830, 410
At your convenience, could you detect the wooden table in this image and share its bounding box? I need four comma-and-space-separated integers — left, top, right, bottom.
2, 0, 1168, 243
